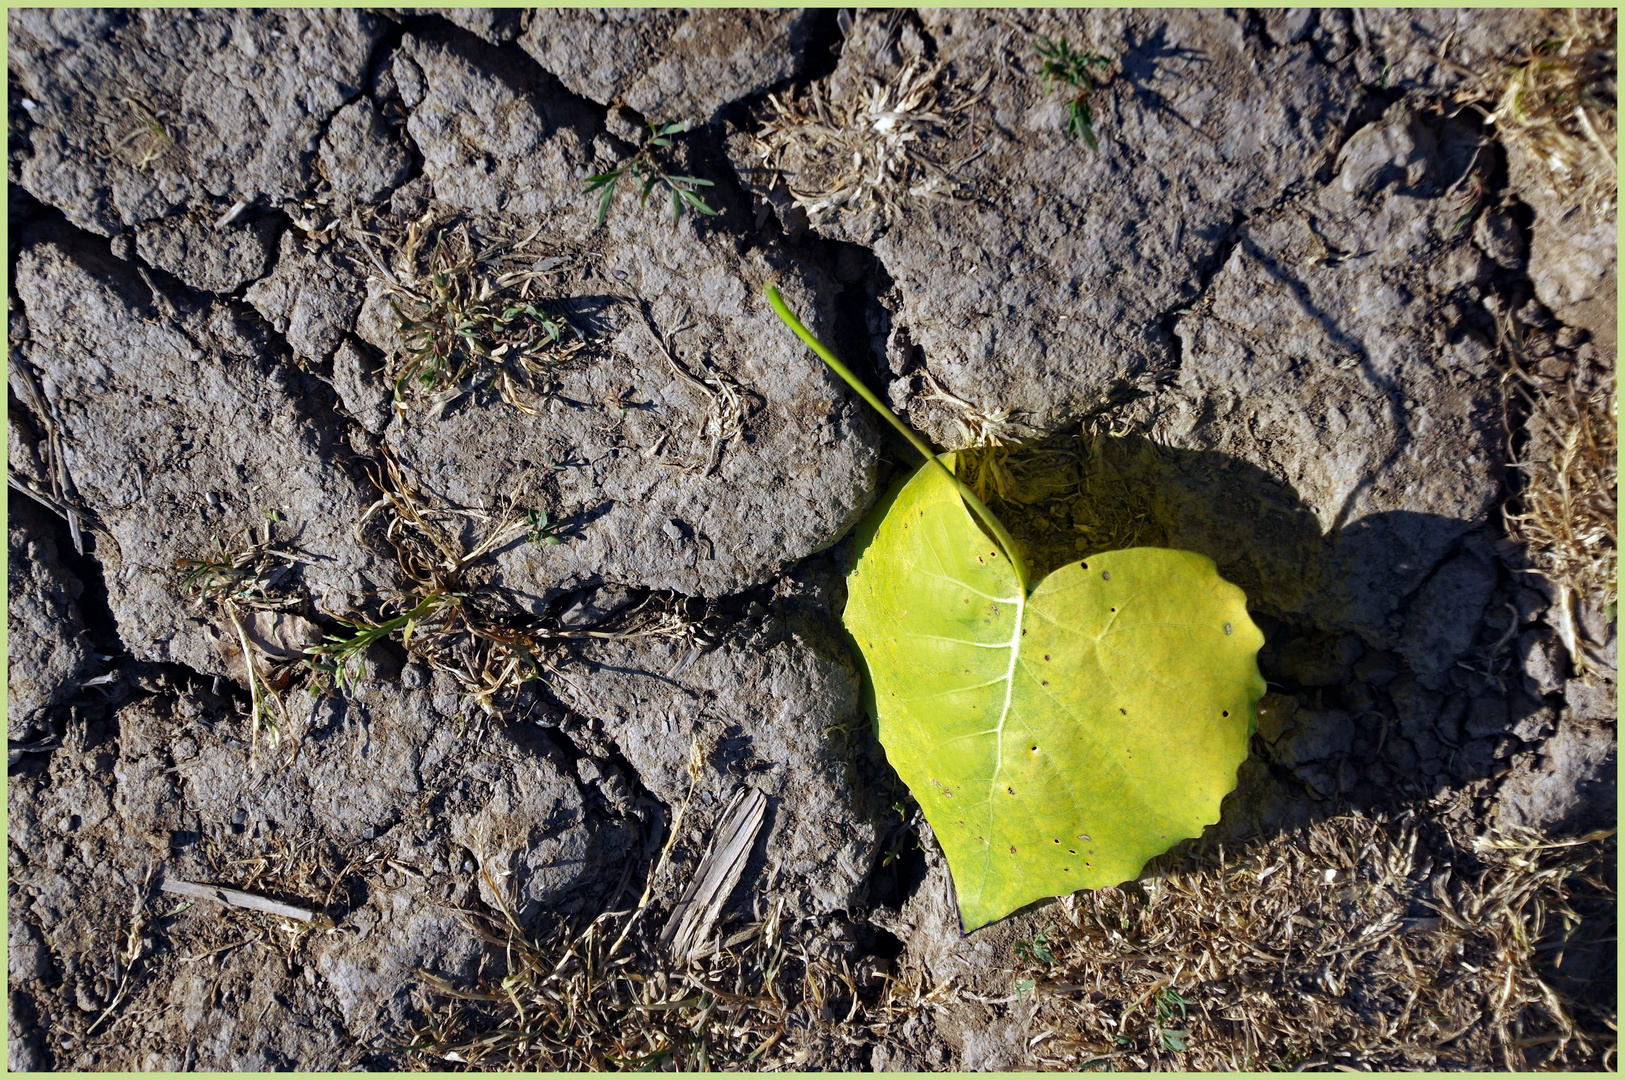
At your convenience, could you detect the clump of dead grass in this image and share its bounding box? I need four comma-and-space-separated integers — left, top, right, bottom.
1487, 8, 1617, 218
750, 50, 988, 234
402, 889, 901, 1071
1011, 812, 1616, 1071
317, 449, 690, 715
1499, 320, 1617, 675
342, 215, 587, 416
396, 804, 1614, 1071
175, 522, 320, 765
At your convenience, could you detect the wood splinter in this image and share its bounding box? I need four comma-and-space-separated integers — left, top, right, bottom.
660, 787, 769, 963
160, 877, 336, 929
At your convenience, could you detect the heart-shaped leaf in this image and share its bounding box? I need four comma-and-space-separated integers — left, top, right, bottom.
845, 456, 1265, 930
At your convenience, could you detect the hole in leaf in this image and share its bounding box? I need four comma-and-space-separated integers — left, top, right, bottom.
1068, 848, 1077, 854
1081, 561, 1089, 569
1030, 746, 1039, 753
1052, 838, 1060, 844
1006, 786, 1015, 794
1222, 710, 1230, 717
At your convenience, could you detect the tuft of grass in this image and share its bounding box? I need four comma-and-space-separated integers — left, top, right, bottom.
175, 524, 312, 764
1035, 36, 1113, 150
175, 525, 305, 613
1487, 9, 1617, 218
116, 94, 173, 168
339, 450, 691, 716
749, 46, 989, 233
584, 121, 717, 227
388, 232, 580, 414
304, 591, 459, 695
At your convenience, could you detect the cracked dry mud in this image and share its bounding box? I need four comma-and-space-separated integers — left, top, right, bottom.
7, 9, 1616, 1071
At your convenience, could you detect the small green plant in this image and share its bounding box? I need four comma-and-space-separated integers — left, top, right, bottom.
176, 534, 302, 611
878, 801, 922, 868
117, 94, 173, 167
176, 541, 258, 600
1155, 987, 1190, 1053
390, 239, 573, 408
525, 508, 564, 546
1035, 36, 1113, 150
305, 592, 458, 693
584, 121, 718, 227
1013, 924, 1056, 966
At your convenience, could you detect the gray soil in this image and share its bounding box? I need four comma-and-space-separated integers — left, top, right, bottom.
7, 9, 1615, 1070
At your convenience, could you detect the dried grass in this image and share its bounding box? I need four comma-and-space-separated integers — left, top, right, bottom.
636, 306, 749, 477
400, 746, 903, 1071
1010, 812, 1615, 1071
750, 49, 988, 233
398, 804, 1614, 1071
330, 449, 691, 715
348, 216, 586, 416
1487, 9, 1618, 219
1499, 318, 1618, 675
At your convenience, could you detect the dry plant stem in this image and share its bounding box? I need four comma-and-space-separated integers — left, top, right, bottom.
610, 737, 705, 962
159, 877, 333, 927
763, 285, 1031, 595
224, 600, 264, 769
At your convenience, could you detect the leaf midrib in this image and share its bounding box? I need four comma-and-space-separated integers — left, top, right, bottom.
979, 587, 1025, 897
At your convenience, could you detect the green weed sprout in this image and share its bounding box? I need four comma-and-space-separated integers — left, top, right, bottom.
1156, 987, 1191, 1052
585, 121, 718, 227
1035, 36, 1112, 150
1013, 925, 1056, 966
305, 592, 457, 693
525, 508, 564, 546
